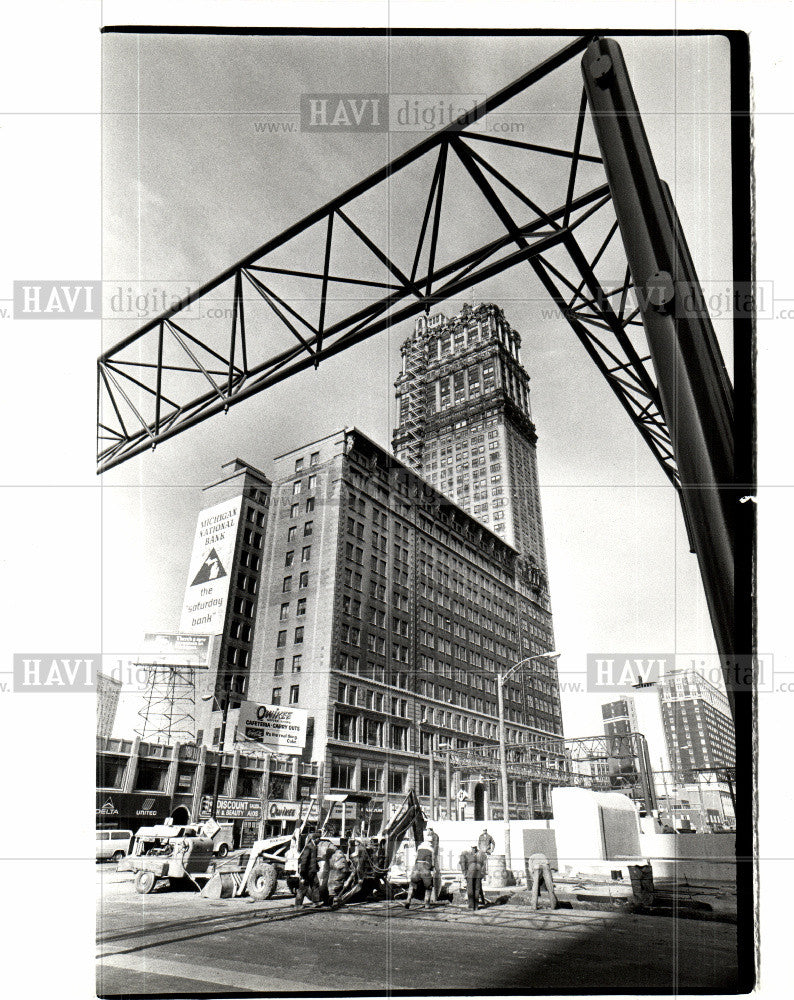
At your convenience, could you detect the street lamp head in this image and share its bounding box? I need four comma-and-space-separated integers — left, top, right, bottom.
500, 651, 561, 683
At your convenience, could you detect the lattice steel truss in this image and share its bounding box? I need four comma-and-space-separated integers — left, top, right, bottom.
97, 35, 736, 689
135, 662, 199, 744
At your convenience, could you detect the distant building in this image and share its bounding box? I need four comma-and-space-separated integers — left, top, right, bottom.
659, 668, 735, 780
97, 671, 122, 737
601, 696, 638, 736
600, 696, 656, 809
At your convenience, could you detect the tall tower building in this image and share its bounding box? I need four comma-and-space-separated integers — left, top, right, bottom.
393, 304, 560, 731
393, 303, 547, 573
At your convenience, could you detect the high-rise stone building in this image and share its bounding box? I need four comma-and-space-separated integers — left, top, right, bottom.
601, 696, 639, 738
393, 303, 560, 734
393, 303, 545, 570
244, 428, 564, 825
658, 668, 736, 780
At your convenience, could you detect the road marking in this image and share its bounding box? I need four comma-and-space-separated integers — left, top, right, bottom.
97, 952, 387, 992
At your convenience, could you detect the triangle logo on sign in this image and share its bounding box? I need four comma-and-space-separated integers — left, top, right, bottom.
191, 547, 227, 586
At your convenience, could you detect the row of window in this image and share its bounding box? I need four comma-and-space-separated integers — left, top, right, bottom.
294, 452, 320, 473
276, 627, 304, 647
292, 474, 319, 495
333, 711, 409, 750
289, 498, 315, 519
284, 546, 312, 567
271, 684, 300, 705
280, 598, 307, 619
286, 520, 313, 542
274, 655, 301, 675
331, 759, 407, 794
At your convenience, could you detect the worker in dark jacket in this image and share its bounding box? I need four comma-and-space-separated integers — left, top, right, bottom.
459, 845, 486, 911
295, 830, 320, 907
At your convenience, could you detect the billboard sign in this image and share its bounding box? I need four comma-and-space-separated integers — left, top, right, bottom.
236, 702, 308, 754
141, 633, 211, 666
179, 496, 243, 634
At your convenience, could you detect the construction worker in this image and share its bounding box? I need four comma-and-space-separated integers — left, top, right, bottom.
477, 828, 495, 856
294, 829, 320, 907
459, 844, 486, 911
528, 852, 558, 911
477, 828, 495, 904
327, 840, 351, 909
426, 827, 442, 904
404, 838, 435, 910
316, 837, 332, 905
339, 837, 371, 902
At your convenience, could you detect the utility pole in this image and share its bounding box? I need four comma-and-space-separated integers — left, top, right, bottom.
203, 677, 243, 821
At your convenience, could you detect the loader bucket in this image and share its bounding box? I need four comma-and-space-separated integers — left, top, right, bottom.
200, 873, 236, 899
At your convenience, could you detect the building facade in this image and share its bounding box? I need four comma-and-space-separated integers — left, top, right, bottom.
96, 735, 318, 845
241, 427, 563, 825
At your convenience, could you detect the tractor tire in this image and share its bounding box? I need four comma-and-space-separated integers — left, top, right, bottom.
111, 850, 126, 863
134, 870, 157, 895
216, 844, 229, 858
247, 862, 278, 901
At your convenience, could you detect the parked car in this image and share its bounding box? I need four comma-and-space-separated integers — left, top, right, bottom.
96, 829, 133, 863
212, 823, 234, 857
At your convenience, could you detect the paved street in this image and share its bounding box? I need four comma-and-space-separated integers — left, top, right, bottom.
97, 867, 739, 994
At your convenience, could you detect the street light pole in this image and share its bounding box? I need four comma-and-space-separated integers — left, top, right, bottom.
496, 671, 511, 867
496, 652, 560, 877
428, 731, 436, 823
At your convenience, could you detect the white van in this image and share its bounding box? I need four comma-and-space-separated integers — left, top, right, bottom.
96, 829, 133, 862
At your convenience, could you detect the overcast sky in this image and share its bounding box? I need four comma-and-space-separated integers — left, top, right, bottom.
99, 31, 734, 746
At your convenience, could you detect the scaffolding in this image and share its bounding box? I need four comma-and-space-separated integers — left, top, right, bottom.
394, 323, 430, 472
445, 731, 657, 813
